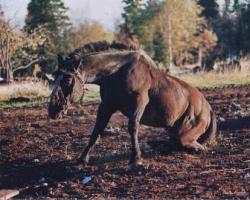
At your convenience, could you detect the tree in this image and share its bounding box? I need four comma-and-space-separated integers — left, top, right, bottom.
68, 22, 113, 51
120, 0, 144, 38
0, 9, 47, 82
197, 0, 219, 21
119, 0, 168, 65
139, 0, 161, 53
233, 0, 241, 16
118, 0, 217, 68
25, 0, 71, 55
152, 29, 168, 65
240, 1, 250, 54
210, 0, 246, 59
223, 0, 231, 16
199, 29, 217, 67
153, 0, 206, 67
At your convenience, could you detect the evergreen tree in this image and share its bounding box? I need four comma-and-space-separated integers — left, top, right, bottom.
240, 1, 250, 54
223, 0, 231, 16
25, 0, 71, 55
152, 29, 168, 66
139, 0, 161, 52
232, 0, 244, 55
213, 0, 244, 58
233, 0, 241, 15
197, 0, 219, 20
121, 0, 144, 38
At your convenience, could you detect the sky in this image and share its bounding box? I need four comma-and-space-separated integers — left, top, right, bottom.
0, 0, 124, 31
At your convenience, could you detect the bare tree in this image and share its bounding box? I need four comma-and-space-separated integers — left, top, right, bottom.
0, 18, 47, 82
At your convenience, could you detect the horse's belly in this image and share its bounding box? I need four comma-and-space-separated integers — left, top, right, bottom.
140, 104, 166, 128
140, 94, 188, 128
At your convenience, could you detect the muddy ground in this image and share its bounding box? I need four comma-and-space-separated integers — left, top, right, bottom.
0, 85, 250, 199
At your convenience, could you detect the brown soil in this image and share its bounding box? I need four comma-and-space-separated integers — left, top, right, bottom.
0, 86, 250, 199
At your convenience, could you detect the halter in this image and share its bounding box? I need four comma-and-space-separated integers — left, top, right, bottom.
54, 69, 85, 106
58, 55, 84, 84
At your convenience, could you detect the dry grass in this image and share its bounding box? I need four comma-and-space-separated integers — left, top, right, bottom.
0, 81, 50, 101
0, 82, 100, 106
1, 70, 250, 104
179, 71, 250, 88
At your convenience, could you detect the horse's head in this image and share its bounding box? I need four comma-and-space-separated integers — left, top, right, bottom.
48, 54, 85, 119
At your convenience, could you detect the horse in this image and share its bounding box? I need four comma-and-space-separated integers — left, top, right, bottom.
48, 41, 217, 169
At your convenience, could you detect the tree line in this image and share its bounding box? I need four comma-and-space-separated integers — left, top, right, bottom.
120, 0, 250, 69
0, 0, 112, 82
1, 0, 250, 82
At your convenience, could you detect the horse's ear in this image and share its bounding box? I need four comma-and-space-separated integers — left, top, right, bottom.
73, 54, 81, 62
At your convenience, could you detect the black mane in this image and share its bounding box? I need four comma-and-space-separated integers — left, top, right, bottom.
71, 41, 139, 57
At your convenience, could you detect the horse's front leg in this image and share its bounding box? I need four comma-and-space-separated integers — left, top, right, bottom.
128, 92, 149, 170
78, 103, 114, 165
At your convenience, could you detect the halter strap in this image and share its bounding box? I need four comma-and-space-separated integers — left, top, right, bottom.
55, 69, 85, 106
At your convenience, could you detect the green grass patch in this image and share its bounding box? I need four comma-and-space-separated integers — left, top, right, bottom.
0, 96, 48, 109
83, 89, 100, 102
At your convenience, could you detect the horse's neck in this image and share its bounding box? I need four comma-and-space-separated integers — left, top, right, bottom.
81, 51, 139, 83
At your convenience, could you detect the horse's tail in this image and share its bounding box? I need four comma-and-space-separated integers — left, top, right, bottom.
198, 110, 217, 147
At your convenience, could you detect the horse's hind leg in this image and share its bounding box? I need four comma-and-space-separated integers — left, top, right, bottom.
179, 117, 207, 152
78, 103, 114, 164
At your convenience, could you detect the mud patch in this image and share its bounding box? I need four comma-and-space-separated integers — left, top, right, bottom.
0, 86, 250, 198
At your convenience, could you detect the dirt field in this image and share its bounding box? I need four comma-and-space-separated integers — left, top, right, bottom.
0, 85, 250, 199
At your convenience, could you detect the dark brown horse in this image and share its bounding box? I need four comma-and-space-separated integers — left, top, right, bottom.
48, 41, 217, 169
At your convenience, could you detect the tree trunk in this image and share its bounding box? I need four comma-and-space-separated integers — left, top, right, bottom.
6, 65, 10, 82
168, 18, 173, 69
198, 47, 203, 67
6, 61, 14, 82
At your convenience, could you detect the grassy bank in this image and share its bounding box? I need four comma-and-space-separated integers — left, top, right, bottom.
179, 71, 250, 89
0, 83, 100, 109
1, 71, 250, 108
0, 81, 50, 102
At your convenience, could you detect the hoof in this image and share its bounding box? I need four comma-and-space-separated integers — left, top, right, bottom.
76, 155, 89, 166
195, 145, 207, 153
187, 146, 206, 154
183, 141, 207, 154
128, 160, 144, 171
